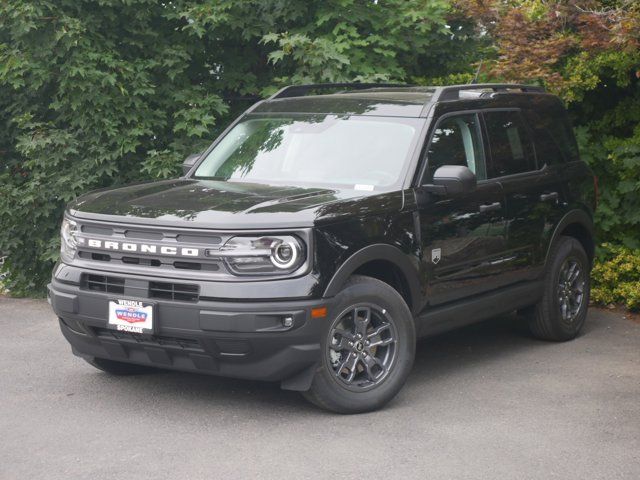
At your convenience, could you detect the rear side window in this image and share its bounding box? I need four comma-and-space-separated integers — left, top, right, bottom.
483, 110, 536, 178
426, 113, 486, 181
524, 106, 579, 165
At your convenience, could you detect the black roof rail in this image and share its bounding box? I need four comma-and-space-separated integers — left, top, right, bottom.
264, 82, 546, 118
269, 82, 411, 100
432, 83, 545, 102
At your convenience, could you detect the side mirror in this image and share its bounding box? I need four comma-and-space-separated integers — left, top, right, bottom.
182, 152, 202, 176
425, 165, 477, 196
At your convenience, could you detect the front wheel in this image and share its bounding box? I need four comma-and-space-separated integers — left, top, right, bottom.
303, 275, 416, 414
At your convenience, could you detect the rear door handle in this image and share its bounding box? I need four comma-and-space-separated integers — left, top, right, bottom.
479, 202, 501, 212
540, 192, 559, 202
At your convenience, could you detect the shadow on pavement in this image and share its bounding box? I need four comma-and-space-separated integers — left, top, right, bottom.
81, 311, 607, 414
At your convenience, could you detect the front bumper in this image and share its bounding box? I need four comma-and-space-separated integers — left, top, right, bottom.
49, 274, 334, 388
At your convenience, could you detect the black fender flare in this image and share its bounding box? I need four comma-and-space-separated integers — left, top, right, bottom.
544, 208, 595, 267
323, 244, 422, 314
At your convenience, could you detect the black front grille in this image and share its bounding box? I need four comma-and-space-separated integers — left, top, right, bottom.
77, 250, 221, 272
149, 281, 199, 302
78, 252, 111, 262
77, 221, 228, 275
173, 261, 201, 270
83, 274, 125, 294
121, 256, 162, 267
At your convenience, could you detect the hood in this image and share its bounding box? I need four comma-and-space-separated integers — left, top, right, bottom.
68, 179, 401, 229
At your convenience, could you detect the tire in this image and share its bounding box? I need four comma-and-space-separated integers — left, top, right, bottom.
303, 275, 416, 414
84, 357, 158, 375
525, 236, 590, 341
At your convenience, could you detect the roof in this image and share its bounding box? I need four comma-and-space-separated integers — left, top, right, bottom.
251, 83, 547, 118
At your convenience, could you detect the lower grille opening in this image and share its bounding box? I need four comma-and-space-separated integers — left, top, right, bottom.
216, 339, 251, 356
94, 327, 203, 351
83, 274, 125, 294
149, 281, 199, 302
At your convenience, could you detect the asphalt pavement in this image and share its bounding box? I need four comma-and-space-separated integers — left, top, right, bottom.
0, 297, 638, 480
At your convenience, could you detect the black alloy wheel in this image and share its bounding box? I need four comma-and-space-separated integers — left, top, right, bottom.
557, 256, 586, 326
304, 275, 415, 414
327, 304, 398, 392
525, 236, 590, 341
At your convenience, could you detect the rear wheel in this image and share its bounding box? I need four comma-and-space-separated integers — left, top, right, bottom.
525, 236, 590, 341
303, 275, 415, 414
84, 357, 158, 375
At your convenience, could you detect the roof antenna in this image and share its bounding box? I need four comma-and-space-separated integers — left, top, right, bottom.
470, 60, 483, 84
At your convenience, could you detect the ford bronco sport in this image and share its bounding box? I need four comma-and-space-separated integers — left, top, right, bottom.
49, 83, 596, 413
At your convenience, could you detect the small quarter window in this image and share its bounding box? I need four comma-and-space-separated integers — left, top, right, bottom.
426, 114, 486, 181
484, 111, 536, 178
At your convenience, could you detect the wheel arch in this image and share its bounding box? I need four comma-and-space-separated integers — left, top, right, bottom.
323, 244, 421, 315
545, 209, 595, 268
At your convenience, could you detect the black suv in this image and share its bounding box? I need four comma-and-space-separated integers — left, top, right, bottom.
49, 83, 596, 413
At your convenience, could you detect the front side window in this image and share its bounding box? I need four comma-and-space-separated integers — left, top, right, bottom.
484, 110, 536, 177
426, 113, 486, 181
194, 114, 423, 190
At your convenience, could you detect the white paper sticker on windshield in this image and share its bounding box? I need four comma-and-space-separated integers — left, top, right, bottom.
354, 184, 374, 191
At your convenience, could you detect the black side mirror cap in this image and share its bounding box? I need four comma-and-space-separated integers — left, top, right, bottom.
182, 152, 202, 176
424, 165, 477, 196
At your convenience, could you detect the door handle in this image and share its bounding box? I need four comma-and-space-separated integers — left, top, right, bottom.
479, 202, 501, 212
540, 192, 559, 202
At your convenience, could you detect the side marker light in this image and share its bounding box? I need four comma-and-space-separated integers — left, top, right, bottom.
311, 307, 327, 319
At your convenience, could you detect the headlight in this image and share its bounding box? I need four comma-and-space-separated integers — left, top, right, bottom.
215, 235, 306, 275
60, 217, 79, 260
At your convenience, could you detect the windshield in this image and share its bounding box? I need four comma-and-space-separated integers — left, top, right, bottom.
193, 114, 423, 190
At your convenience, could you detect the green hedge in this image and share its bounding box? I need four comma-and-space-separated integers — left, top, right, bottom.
591, 245, 640, 312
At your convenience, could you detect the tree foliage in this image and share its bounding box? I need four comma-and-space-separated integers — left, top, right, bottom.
0, 0, 473, 295
458, 0, 640, 249
0, 0, 638, 299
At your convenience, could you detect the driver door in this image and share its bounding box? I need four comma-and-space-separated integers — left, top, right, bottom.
417, 112, 509, 306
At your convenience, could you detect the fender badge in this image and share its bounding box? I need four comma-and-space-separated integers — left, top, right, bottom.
432, 248, 441, 264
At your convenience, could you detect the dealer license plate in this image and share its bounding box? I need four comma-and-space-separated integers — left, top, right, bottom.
108, 299, 154, 334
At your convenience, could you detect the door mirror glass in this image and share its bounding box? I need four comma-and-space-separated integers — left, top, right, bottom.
428, 165, 477, 195
182, 153, 201, 176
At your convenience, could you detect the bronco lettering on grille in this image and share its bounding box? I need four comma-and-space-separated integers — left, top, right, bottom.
80, 238, 199, 257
